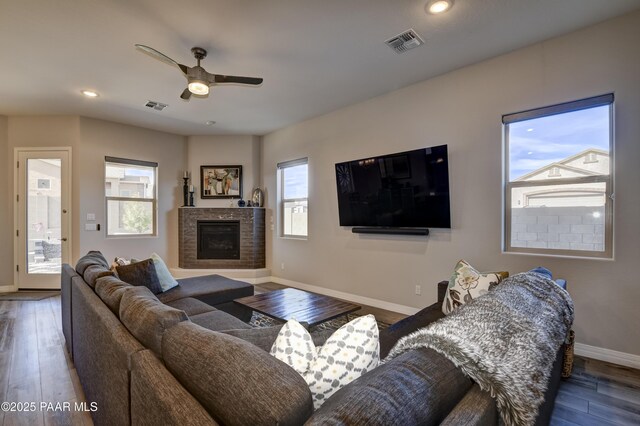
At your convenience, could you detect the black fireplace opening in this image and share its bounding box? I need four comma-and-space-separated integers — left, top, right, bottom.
197, 221, 241, 260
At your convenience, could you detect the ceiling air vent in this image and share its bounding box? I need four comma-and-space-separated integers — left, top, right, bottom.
385, 29, 424, 54
144, 100, 168, 111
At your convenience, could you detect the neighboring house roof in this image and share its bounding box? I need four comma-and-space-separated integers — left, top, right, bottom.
515, 148, 609, 181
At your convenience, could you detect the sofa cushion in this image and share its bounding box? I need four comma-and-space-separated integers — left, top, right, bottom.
116, 258, 163, 295
95, 276, 133, 315
189, 310, 252, 332
165, 297, 216, 317
379, 302, 444, 358
158, 274, 253, 305
162, 322, 313, 426
83, 264, 115, 289
442, 260, 505, 315
222, 326, 334, 353
75, 250, 110, 276
130, 350, 217, 426
151, 253, 179, 292
307, 348, 472, 425
119, 286, 188, 355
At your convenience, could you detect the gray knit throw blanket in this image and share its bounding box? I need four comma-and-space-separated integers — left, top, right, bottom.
385, 272, 574, 426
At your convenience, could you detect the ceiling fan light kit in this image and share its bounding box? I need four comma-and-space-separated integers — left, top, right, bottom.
135, 44, 263, 101
188, 80, 209, 95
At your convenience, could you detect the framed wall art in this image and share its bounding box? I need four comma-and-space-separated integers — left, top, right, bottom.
200, 165, 242, 199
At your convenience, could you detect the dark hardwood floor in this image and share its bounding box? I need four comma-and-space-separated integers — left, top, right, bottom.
1, 293, 638, 425
0, 296, 92, 426
550, 356, 640, 425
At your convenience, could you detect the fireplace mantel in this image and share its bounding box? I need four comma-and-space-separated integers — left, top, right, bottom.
178, 207, 265, 269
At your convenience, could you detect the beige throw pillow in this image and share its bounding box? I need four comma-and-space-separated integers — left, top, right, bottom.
442, 260, 505, 315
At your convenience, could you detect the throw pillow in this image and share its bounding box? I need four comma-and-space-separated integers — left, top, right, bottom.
442, 260, 504, 315
270, 315, 380, 409
116, 258, 163, 294
150, 253, 179, 292
270, 320, 315, 375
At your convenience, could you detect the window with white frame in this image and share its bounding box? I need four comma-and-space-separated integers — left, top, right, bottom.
503, 94, 613, 258
278, 158, 308, 238
105, 157, 157, 236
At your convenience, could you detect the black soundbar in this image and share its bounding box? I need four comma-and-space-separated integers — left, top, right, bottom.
351, 227, 429, 236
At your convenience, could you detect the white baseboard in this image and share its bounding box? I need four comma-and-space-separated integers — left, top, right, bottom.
0, 285, 17, 294
270, 276, 419, 316
574, 343, 640, 370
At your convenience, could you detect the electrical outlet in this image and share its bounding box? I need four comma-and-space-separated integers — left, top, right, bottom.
281, 262, 285, 270
415, 285, 421, 295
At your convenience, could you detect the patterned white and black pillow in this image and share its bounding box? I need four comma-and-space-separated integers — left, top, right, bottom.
270, 315, 380, 409
270, 319, 315, 375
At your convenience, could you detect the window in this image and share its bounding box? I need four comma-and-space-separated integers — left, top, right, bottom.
278, 158, 308, 238
105, 156, 157, 237
503, 94, 613, 258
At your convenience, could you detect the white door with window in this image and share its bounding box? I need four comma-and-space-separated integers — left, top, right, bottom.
15, 148, 71, 289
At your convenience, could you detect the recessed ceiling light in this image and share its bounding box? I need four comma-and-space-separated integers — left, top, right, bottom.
527, 128, 534, 132
81, 90, 99, 98
205, 120, 216, 126
426, 0, 453, 14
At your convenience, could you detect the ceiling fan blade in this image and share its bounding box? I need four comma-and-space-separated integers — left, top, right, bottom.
135, 44, 182, 69
212, 74, 263, 85
180, 88, 192, 100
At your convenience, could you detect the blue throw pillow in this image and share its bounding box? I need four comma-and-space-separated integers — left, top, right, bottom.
151, 253, 179, 292
528, 267, 567, 289
529, 266, 553, 280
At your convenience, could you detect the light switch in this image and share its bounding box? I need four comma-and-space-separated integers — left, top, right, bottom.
87, 213, 96, 221
85, 223, 98, 231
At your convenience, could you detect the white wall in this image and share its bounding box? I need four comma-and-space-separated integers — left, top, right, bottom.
262, 11, 640, 356
77, 117, 186, 266
0, 116, 187, 285
186, 135, 261, 207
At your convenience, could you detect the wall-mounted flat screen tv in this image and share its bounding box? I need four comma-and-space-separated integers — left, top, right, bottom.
335, 145, 451, 228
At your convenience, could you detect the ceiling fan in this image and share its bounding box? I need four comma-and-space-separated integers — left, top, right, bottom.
135, 44, 263, 100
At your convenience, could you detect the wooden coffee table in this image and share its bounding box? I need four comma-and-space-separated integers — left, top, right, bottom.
234, 288, 361, 327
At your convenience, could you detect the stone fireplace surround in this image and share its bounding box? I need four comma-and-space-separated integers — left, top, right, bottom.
179, 207, 265, 269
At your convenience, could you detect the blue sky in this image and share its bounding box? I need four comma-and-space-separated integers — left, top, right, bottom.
509, 105, 610, 180
283, 164, 308, 198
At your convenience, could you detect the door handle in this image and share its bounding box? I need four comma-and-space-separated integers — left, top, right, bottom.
61, 238, 68, 242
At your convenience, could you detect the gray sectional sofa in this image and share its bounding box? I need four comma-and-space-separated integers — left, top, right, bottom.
62, 251, 564, 425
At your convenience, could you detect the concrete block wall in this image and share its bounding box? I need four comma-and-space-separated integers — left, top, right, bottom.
511, 206, 605, 251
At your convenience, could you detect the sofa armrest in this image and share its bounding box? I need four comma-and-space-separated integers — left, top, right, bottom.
439, 384, 498, 426
307, 348, 472, 425
438, 280, 449, 304
379, 303, 444, 358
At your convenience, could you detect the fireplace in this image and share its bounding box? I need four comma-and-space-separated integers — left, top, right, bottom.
197, 221, 240, 260
179, 208, 265, 269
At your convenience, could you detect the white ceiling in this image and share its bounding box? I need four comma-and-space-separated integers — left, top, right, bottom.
1, 0, 639, 136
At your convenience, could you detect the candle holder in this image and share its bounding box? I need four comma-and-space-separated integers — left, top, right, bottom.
189, 189, 195, 207
182, 177, 190, 207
